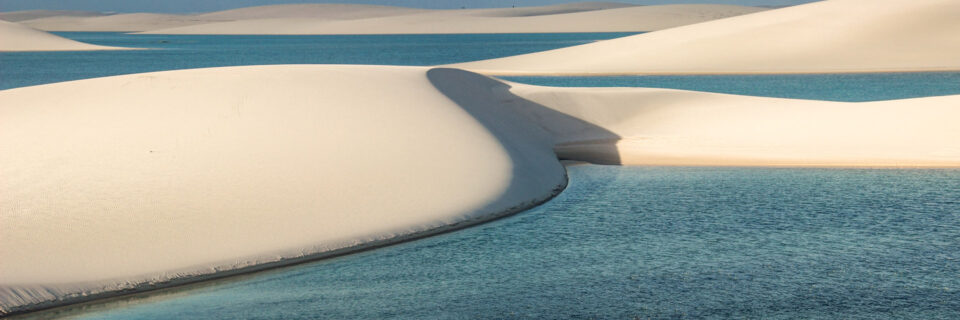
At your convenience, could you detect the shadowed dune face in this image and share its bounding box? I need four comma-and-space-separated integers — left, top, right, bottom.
427, 68, 624, 165
430, 69, 960, 167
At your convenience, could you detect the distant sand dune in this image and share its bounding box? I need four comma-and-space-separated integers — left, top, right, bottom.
141, 4, 765, 35
192, 3, 430, 20
14, 4, 430, 32
7, 3, 764, 34
18, 13, 227, 32
0, 10, 105, 22
0, 19, 130, 51
437, 2, 635, 17
140, 4, 764, 35
455, 0, 960, 75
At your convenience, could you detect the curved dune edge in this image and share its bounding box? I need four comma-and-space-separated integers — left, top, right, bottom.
0, 20, 132, 52
0, 65, 568, 315
2, 65, 960, 316
453, 0, 960, 75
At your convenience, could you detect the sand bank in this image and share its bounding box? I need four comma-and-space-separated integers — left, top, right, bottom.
139, 4, 763, 35
0, 65, 566, 315
455, 0, 960, 75
0, 20, 131, 51
504, 80, 960, 167
3, 66, 958, 315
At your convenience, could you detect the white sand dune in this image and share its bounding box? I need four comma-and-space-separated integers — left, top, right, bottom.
0, 65, 566, 315
0, 10, 105, 22
2, 66, 957, 315
10, 2, 763, 34
18, 4, 435, 32
14, 4, 423, 32
455, 0, 960, 75
192, 3, 429, 20
140, 4, 764, 35
18, 13, 226, 32
4, 1, 958, 316
505, 80, 960, 166
429, 68, 960, 167
432, 68, 960, 167
466, 2, 635, 17
0, 19, 130, 51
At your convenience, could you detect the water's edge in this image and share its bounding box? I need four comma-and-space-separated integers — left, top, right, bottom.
3, 167, 570, 318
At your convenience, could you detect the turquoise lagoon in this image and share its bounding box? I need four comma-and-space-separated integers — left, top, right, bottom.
3, 33, 959, 319
41, 167, 960, 319
0, 32, 636, 90
2, 32, 959, 102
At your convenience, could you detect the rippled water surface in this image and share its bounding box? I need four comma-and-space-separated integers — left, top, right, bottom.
44, 166, 960, 319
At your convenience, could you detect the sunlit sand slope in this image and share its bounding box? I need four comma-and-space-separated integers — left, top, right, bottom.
0, 10, 104, 22
0, 19, 129, 51
455, 0, 960, 75
507, 81, 960, 166
0, 65, 565, 315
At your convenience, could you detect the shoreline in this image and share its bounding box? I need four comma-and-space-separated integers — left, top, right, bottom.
481, 67, 960, 77
7, 158, 960, 317
3, 169, 569, 318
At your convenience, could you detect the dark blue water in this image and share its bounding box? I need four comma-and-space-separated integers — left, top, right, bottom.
503, 72, 960, 102
0, 32, 635, 90
51, 166, 960, 319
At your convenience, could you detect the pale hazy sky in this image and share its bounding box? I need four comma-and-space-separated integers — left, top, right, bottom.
0, 0, 817, 13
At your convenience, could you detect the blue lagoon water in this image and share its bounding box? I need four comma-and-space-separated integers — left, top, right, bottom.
46, 166, 960, 319
0, 32, 636, 90
2, 33, 959, 102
